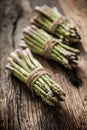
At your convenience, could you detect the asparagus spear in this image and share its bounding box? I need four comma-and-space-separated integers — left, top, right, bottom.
22, 25, 80, 69
5, 46, 65, 106
30, 5, 81, 44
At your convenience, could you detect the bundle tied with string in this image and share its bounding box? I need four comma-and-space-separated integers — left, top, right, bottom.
5, 45, 65, 106
23, 25, 80, 69
34, 7, 65, 35
31, 5, 81, 44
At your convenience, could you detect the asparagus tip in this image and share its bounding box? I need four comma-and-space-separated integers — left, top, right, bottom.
5, 64, 13, 71
59, 93, 66, 101
35, 6, 40, 10
20, 41, 28, 48
23, 26, 30, 34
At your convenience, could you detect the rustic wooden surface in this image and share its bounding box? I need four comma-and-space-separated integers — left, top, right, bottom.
0, 0, 87, 130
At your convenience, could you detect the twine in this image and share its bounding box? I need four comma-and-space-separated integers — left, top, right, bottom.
43, 38, 61, 59
50, 17, 65, 34
27, 68, 49, 92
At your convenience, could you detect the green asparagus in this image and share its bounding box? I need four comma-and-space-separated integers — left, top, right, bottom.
30, 5, 81, 44
22, 25, 80, 69
5, 46, 65, 106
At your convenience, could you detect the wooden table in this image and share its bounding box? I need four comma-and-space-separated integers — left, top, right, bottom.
0, 0, 87, 129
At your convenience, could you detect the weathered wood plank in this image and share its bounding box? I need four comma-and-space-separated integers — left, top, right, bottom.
57, 1, 87, 129
0, 0, 87, 130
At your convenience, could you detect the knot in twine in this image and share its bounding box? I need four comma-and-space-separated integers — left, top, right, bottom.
50, 16, 65, 34
43, 38, 61, 59
27, 68, 49, 92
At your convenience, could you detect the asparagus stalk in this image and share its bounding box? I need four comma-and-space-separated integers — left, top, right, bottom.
22, 25, 80, 69
30, 5, 81, 44
5, 46, 65, 106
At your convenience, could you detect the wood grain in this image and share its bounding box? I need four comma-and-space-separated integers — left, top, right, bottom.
0, 0, 87, 129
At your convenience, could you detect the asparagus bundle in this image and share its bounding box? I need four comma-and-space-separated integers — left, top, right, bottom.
30, 5, 81, 44
5, 45, 65, 106
22, 25, 80, 69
